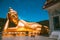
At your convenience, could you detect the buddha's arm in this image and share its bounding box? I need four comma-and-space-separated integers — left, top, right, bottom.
4, 19, 9, 30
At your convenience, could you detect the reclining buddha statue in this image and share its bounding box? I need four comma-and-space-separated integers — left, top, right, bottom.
3, 7, 45, 36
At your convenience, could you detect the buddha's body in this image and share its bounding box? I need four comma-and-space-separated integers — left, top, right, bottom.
3, 8, 42, 36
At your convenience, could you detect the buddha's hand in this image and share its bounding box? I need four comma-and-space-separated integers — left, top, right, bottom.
7, 14, 9, 20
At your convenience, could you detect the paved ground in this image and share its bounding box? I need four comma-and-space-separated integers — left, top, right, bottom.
2, 36, 55, 40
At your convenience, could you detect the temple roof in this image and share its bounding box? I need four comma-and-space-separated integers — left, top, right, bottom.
43, 0, 60, 9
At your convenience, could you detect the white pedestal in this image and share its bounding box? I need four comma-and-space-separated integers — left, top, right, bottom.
49, 31, 60, 40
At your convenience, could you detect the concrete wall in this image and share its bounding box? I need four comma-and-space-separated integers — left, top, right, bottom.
46, 2, 60, 34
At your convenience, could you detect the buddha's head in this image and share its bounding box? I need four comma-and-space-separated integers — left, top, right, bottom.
7, 7, 19, 25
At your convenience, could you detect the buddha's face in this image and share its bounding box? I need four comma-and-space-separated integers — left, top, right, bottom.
8, 12, 18, 24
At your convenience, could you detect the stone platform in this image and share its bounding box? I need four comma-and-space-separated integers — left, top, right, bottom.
2, 36, 54, 40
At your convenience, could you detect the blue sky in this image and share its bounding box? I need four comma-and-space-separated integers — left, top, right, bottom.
0, 0, 49, 22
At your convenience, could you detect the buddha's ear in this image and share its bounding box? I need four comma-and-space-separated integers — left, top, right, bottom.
7, 13, 9, 19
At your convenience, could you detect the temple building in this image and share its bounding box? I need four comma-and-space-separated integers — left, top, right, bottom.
43, 0, 60, 34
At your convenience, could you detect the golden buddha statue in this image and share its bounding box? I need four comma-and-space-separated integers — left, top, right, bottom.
3, 7, 48, 36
